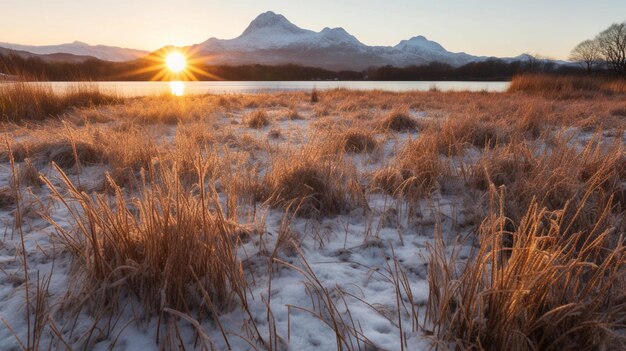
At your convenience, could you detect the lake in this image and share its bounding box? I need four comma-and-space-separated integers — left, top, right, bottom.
6, 81, 510, 97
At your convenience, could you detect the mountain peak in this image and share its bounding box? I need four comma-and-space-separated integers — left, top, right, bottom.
320, 27, 363, 45
396, 35, 446, 52
321, 27, 349, 35
192, 11, 494, 70
241, 11, 304, 36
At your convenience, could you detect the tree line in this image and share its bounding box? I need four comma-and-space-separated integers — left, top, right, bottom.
0, 51, 588, 82
570, 22, 626, 75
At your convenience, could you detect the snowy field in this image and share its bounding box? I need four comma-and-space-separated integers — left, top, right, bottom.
1, 88, 625, 350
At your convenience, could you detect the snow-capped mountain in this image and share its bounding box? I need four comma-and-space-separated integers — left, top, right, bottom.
190, 11, 493, 70
199, 12, 365, 51
0, 41, 148, 62
1, 11, 532, 69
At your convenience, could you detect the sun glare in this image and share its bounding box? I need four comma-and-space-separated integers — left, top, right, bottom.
166, 52, 186, 73
169, 81, 185, 96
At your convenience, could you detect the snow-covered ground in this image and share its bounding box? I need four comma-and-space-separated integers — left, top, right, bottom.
1, 94, 623, 350
0, 105, 470, 350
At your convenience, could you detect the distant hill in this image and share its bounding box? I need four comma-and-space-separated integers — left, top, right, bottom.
0, 41, 148, 62
0, 47, 99, 63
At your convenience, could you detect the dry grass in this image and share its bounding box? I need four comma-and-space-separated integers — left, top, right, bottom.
370, 166, 404, 195
339, 128, 378, 153
3, 123, 160, 190
471, 133, 625, 228
0, 82, 117, 122
262, 147, 361, 217
0, 186, 16, 209
378, 107, 419, 132
427, 190, 626, 351
244, 109, 270, 128
425, 127, 626, 350
42, 161, 249, 317
396, 135, 443, 197
282, 106, 303, 120
508, 74, 626, 98
90, 95, 219, 124
2, 85, 626, 349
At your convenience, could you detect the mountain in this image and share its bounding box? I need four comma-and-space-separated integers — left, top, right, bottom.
0, 41, 148, 62
0, 46, 100, 63
1, 11, 532, 70
190, 11, 497, 70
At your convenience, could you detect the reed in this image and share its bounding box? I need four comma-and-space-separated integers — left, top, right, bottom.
508, 74, 626, 97
41, 158, 250, 320
0, 82, 117, 122
427, 189, 626, 350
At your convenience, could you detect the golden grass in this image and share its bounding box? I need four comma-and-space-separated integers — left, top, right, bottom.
394, 135, 444, 197
378, 107, 419, 132
42, 161, 249, 317
3, 123, 160, 189
0, 82, 118, 122
243, 109, 270, 128
2, 85, 625, 349
333, 128, 379, 153
471, 133, 625, 229
508, 74, 626, 98
424, 128, 626, 350
262, 146, 361, 217
427, 190, 626, 350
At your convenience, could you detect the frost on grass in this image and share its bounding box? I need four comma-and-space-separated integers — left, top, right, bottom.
1, 86, 625, 350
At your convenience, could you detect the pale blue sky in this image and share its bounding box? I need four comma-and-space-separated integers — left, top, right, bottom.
1, 0, 624, 59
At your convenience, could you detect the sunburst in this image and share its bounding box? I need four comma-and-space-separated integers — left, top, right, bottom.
166, 52, 186, 73
121, 46, 222, 83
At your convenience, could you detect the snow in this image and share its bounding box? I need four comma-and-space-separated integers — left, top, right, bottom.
8, 100, 612, 350
204, 12, 366, 51
194, 11, 488, 69
3, 11, 541, 69
0, 107, 472, 350
394, 36, 447, 53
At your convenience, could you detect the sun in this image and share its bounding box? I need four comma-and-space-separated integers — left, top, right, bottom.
165, 52, 186, 73
125, 47, 220, 83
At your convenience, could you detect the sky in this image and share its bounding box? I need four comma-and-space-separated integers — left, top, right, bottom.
1, 0, 625, 59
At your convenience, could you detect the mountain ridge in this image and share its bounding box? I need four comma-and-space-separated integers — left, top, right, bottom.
0, 41, 149, 62
1, 11, 538, 69
188, 11, 500, 70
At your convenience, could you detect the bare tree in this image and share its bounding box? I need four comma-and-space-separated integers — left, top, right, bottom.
596, 22, 626, 75
569, 39, 601, 74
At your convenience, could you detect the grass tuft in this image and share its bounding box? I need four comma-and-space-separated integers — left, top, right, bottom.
341, 129, 378, 153
42, 161, 248, 319
263, 149, 358, 217
379, 107, 419, 132
244, 109, 270, 128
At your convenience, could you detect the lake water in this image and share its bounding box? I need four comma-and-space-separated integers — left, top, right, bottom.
7, 81, 510, 97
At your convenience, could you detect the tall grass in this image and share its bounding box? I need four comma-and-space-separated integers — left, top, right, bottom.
0, 82, 117, 122
42, 160, 249, 321
427, 190, 626, 350
2, 86, 625, 349
428, 132, 626, 350
471, 133, 625, 229
508, 74, 626, 97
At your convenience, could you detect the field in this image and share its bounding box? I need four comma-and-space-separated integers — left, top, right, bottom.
1, 76, 625, 350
